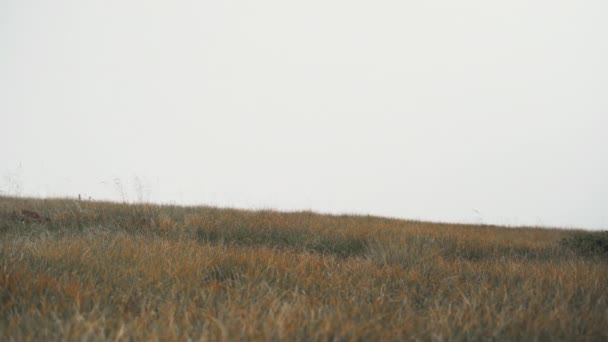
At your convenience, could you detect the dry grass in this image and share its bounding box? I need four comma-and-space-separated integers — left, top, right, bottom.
1, 196, 606, 341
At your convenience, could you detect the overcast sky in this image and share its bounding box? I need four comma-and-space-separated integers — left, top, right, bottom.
1, 0, 607, 229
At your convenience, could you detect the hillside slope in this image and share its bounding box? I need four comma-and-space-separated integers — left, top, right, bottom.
1, 196, 606, 340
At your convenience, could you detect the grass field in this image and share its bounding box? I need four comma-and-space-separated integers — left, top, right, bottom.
1, 196, 606, 341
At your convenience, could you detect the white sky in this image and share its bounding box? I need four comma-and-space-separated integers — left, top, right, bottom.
1, 0, 607, 229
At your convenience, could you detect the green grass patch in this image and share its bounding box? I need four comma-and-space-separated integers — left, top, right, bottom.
560, 231, 608, 258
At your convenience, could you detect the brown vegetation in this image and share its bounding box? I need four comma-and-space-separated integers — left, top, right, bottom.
0, 196, 606, 340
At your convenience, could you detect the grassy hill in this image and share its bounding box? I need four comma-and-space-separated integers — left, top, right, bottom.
1, 196, 606, 340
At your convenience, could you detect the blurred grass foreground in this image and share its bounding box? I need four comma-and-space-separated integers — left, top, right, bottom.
1, 196, 606, 340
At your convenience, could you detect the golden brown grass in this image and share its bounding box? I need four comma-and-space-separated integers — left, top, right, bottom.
1, 196, 606, 341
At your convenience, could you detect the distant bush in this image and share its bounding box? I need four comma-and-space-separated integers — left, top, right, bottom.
560, 231, 608, 258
